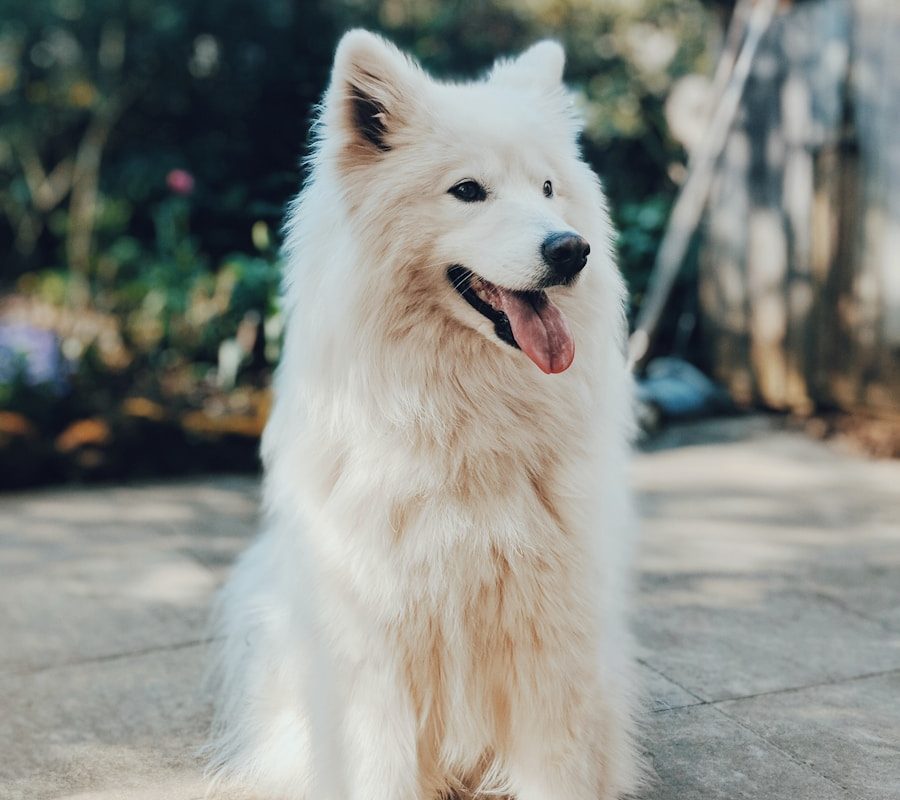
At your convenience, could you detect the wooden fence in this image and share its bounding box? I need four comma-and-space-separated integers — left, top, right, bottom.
698, 0, 899, 415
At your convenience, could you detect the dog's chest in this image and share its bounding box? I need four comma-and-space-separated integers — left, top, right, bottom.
387, 490, 587, 762
321, 434, 582, 626
305, 404, 589, 637
305, 418, 594, 759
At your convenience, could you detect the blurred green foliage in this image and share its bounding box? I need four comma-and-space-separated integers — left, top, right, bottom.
0, 0, 717, 482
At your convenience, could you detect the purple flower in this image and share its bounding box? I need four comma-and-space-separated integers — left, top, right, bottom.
0, 324, 70, 392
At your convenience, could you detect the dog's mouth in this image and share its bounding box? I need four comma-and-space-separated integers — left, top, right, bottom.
447, 266, 575, 374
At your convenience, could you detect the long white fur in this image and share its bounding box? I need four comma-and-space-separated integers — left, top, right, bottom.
206, 29, 641, 800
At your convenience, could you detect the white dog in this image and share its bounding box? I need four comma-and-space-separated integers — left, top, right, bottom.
206, 29, 640, 800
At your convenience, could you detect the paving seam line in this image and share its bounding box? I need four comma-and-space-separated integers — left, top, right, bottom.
809, 590, 900, 634
710, 702, 866, 799
651, 665, 900, 714
638, 657, 708, 710
6, 637, 215, 677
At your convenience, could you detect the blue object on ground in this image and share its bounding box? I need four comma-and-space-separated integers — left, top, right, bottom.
636, 357, 731, 419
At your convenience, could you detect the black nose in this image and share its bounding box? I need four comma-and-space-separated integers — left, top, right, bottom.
541, 232, 590, 282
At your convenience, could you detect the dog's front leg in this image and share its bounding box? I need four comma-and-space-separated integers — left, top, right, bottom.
340, 652, 420, 800
505, 732, 600, 800
504, 670, 612, 800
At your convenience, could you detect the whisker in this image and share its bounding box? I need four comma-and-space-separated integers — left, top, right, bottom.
451, 276, 469, 293
449, 267, 473, 293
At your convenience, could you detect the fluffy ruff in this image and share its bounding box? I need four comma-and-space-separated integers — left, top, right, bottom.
206, 29, 642, 800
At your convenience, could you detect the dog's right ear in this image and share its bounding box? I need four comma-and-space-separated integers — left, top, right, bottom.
330, 30, 418, 157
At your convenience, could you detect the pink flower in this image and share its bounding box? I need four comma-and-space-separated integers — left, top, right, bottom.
166, 169, 195, 196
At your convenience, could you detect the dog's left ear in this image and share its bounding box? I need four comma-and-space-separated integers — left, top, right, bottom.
490, 40, 566, 90
329, 29, 420, 156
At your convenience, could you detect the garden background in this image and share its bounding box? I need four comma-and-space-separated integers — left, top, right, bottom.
1, 0, 741, 486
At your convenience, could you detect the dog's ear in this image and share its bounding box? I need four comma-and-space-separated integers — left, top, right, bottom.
330, 29, 418, 156
490, 40, 566, 90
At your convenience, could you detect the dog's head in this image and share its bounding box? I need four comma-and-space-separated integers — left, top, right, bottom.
318, 30, 610, 375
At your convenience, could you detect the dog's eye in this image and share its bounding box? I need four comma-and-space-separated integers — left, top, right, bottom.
449, 180, 487, 203
543, 180, 553, 198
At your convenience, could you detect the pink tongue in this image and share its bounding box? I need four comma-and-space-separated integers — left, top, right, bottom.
495, 290, 575, 374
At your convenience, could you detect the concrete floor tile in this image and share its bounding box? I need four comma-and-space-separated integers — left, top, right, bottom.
639, 660, 703, 712
0, 478, 259, 674
636, 583, 900, 701
642, 703, 854, 800
0, 477, 259, 580
0, 644, 211, 800
0, 546, 215, 674
718, 670, 900, 800
633, 425, 900, 701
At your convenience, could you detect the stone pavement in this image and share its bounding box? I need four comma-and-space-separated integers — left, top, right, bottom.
1, 416, 898, 800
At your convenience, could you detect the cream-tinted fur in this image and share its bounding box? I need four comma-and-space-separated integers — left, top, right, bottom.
206, 30, 640, 800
